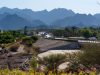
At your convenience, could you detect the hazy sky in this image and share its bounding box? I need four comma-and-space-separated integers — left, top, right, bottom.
0, 0, 100, 14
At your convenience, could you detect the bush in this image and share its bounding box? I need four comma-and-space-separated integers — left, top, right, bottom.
31, 36, 38, 43
41, 54, 66, 74
22, 37, 33, 46
30, 57, 38, 69
79, 43, 100, 66
22, 36, 38, 47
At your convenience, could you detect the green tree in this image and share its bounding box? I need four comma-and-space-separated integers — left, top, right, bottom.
31, 36, 38, 43
0, 34, 15, 44
80, 28, 93, 38
51, 29, 67, 37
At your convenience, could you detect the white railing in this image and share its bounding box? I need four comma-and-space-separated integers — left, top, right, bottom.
78, 40, 100, 43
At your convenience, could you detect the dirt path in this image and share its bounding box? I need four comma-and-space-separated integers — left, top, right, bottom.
17, 45, 25, 53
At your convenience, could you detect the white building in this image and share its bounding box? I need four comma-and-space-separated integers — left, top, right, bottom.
37, 32, 46, 36
44, 33, 53, 39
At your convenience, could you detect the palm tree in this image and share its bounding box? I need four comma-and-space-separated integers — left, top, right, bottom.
71, 26, 79, 36
42, 54, 66, 75
24, 26, 28, 35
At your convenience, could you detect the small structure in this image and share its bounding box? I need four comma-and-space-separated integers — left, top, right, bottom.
37, 31, 54, 39
37, 31, 46, 36
44, 33, 54, 39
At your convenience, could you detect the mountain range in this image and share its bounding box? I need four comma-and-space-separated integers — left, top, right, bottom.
0, 7, 100, 30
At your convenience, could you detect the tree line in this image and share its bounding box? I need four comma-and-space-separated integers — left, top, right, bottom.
50, 27, 100, 39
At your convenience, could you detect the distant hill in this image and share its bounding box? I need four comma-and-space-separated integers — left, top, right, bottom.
31, 20, 46, 26
32, 8, 75, 24
0, 13, 8, 21
0, 7, 100, 29
94, 14, 100, 19
0, 14, 31, 30
52, 14, 100, 28
0, 7, 75, 24
31, 20, 48, 29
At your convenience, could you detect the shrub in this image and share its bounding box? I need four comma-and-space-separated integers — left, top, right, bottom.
31, 36, 38, 43
22, 36, 38, 47
22, 37, 33, 46
41, 54, 66, 74
79, 43, 100, 66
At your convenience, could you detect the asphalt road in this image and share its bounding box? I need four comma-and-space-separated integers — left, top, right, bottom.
34, 38, 80, 52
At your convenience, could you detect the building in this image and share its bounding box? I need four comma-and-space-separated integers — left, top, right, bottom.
44, 33, 54, 39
